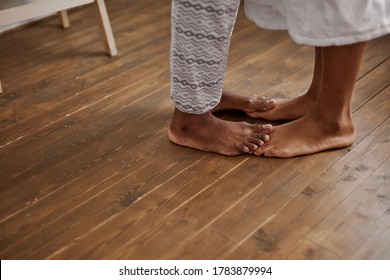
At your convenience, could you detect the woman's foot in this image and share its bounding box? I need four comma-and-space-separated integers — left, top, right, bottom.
255, 43, 367, 157
214, 90, 317, 121
169, 109, 273, 156
254, 111, 355, 158
212, 91, 276, 115
246, 93, 317, 121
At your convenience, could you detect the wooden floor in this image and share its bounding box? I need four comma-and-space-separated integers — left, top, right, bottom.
0, 0, 389, 260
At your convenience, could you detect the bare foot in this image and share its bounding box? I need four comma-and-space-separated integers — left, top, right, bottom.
169, 109, 273, 156
254, 111, 355, 158
212, 91, 276, 115
247, 93, 317, 121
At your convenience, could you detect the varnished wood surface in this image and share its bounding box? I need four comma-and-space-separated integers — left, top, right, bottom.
0, 0, 389, 260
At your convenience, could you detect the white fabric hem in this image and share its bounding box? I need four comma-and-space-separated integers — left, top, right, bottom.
244, 0, 390, 46
288, 25, 390, 46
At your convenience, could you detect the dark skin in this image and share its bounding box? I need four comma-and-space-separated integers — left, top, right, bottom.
168, 95, 275, 155
254, 42, 367, 158
169, 42, 366, 158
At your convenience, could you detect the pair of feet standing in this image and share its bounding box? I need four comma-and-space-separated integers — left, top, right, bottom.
168, 90, 356, 158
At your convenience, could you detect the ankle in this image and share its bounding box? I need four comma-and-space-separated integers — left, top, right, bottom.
309, 110, 355, 135
170, 109, 211, 133
300, 90, 318, 103
221, 92, 248, 111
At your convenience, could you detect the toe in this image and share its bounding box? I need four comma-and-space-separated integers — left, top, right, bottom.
250, 96, 276, 111
263, 148, 277, 157
248, 137, 264, 147
253, 148, 264, 156
254, 145, 273, 156
252, 124, 273, 134
262, 134, 270, 142
238, 146, 250, 154
245, 142, 258, 152
265, 149, 293, 158
259, 98, 276, 111
252, 133, 270, 142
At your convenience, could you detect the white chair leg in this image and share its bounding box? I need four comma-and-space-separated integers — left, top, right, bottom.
58, 10, 70, 29
94, 0, 118, 56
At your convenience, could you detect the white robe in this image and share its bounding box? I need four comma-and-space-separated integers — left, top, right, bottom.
244, 0, 390, 46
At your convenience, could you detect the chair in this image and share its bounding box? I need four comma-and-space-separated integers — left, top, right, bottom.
0, 0, 118, 93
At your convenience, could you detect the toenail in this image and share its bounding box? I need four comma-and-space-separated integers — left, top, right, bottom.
266, 99, 275, 104
259, 140, 264, 146
263, 124, 272, 130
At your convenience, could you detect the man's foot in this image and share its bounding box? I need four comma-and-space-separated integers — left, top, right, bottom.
212, 91, 276, 115
246, 93, 317, 121
254, 111, 355, 158
169, 109, 273, 156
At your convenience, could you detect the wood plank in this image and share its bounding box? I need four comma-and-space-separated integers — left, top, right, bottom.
169, 79, 389, 259
286, 238, 339, 260
3, 38, 390, 262
0, 1, 169, 106
359, 35, 390, 75
169, 155, 331, 259
0, 0, 94, 26
0, 92, 175, 226
341, 160, 390, 260
109, 89, 389, 259
306, 157, 390, 256
227, 37, 390, 110
358, 224, 390, 259
0, 0, 156, 69
0, 54, 169, 191
105, 160, 284, 259
344, 218, 390, 259
0, 10, 266, 252
0, 30, 298, 203
172, 63, 390, 259
2, 2, 262, 146
0, 0, 389, 260
1, 35, 314, 259
0, 1, 170, 93
0, 32, 170, 142
1, 154, 246, 258
224, 103, 390, 259
2, 1, 256, 90
0, 24, 169, 133
173, 229, 236, 260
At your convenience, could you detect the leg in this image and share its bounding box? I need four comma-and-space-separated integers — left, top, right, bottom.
95, 0, 118, 56
58, 10, 70, 29
169, 0, 272, 155
248, 47, 323, 120
255, 42, 366, 158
